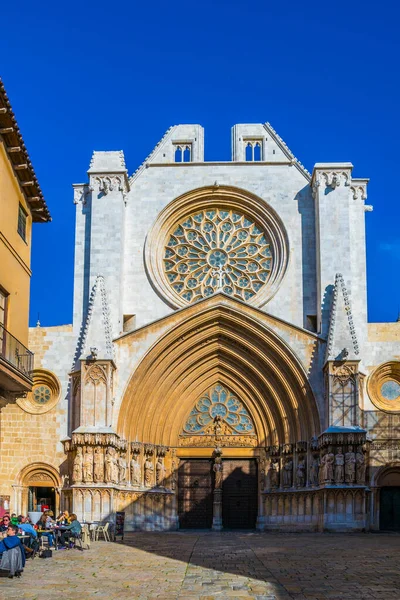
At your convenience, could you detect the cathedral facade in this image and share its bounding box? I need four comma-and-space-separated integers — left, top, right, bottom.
3, 123, 400, 532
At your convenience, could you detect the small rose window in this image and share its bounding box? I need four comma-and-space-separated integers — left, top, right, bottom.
33, 384, 52, 404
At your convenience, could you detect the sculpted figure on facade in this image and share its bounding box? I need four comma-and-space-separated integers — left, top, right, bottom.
156, 456, 166, 487
83, 446, 93, 483
325, 446, 334, 482
282, 458, 293, 487
144, 456, 154, 487
268, 460, 279, 488
345, 445, 356, 484
309, 454, 319, 486
72, 446, 83, 484
355, 446, 366, 484
213, 456, 223, 489
130, 455, 141, 485
111, 448, 119, 484
334, 446, 345, 484
319, 451, 327, 484
105, 447, 113, 483
119, 452, 128, 484
93, 446, 104, 483
296, 456, 306, 487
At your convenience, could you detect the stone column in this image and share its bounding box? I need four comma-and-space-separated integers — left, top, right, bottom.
212, 448, 223, 531
256, 449, 266, 531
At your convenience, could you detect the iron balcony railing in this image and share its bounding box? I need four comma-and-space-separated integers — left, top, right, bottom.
0, 323, 33, 379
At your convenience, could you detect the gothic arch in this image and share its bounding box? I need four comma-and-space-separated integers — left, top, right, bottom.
117, 299, 320, 446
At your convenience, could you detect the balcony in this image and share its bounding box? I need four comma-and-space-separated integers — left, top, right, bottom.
0, 323, 33, 397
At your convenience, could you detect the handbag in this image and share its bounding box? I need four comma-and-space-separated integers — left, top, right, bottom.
39, 549, 52, 558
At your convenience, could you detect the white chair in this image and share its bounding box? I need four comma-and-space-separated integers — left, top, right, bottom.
95, 522, 110, 542
89, 523, 99, 541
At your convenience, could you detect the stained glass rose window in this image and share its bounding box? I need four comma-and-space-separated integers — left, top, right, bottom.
183, 384, 255, 435
33, 384, 52, 405
380, 380, 400, 401
164, 208, 273, 303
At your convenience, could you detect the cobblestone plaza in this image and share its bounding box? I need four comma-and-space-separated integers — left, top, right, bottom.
1, 532, 400, 600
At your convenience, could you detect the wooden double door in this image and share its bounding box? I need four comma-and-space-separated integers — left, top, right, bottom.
380, 487, 400, 531
178, 458, 257, 529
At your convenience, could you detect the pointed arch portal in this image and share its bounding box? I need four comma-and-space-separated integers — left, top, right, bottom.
117, 300, 321, 448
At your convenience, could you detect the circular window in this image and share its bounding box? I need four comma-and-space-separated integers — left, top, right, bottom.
367, 362, 400, 412
33, 384, 52, 404
164, 208, 274, 303
17, 369, 61, 414
145, 186, 289, 308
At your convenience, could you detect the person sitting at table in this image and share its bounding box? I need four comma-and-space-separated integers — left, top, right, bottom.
0, 515, 11, 532
56, 510, 70, 525
0, 524, 26, 577
17, 516, 37, 544
10, 514, 18, 526
58, 514, 82, 549
36, 511, 55, 549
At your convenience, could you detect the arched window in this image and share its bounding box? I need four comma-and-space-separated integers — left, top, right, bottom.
245, 143, 253, 162
183, 146, 191, 162
174, 146, 182, 162
254, 142, 262, 162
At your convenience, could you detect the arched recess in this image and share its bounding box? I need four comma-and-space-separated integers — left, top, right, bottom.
371, 462, 400, 531
117, 300, 321, 447
17, 462, 61, 517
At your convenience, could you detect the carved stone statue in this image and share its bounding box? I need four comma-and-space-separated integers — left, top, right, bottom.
296, 457, 306, 487
72, 446, 83, 483
118, 452, 127, 484
111, 449, 119, 484
319, 452, 327, 484
93, 446, 104, 483
325, 446, 334, 482
345, 445, 356, 484
156, 457, 166, 487
105, 447, 113, 483
83, 446, 93, 483
282, 458, 293, 487
144, 456, 154, 487
334, 446, 345, 484
130, 455, 141, 485
269, 460, 279, 488
355, 446, 366, 485
309, 454, 319, 486
213, 456, 223, 489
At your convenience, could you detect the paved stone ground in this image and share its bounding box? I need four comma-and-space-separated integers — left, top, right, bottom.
1, 532, 400, 600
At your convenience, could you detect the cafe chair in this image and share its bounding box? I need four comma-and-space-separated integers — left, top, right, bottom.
70, 534, 83, 550
95, 522, 110, 542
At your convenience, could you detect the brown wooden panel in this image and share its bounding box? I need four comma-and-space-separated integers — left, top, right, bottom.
178, 459, 213, 529
222, 459, 257, 529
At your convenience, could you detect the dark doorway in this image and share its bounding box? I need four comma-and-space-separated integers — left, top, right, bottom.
380, 487, 400, 531
178, 459, 213, 528
222, 459, 257, 529
28, 486, 56, 515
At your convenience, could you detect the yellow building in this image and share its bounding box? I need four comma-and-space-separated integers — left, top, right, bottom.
0, 78, 50, 511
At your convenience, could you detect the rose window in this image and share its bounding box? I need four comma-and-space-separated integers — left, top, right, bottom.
182, 384, 255, 435
380, 380, 400, 401
164, 208, 273, 303
33, 384, 52, 405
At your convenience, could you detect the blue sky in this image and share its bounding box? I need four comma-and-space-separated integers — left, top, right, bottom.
1, 0, 399, 326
